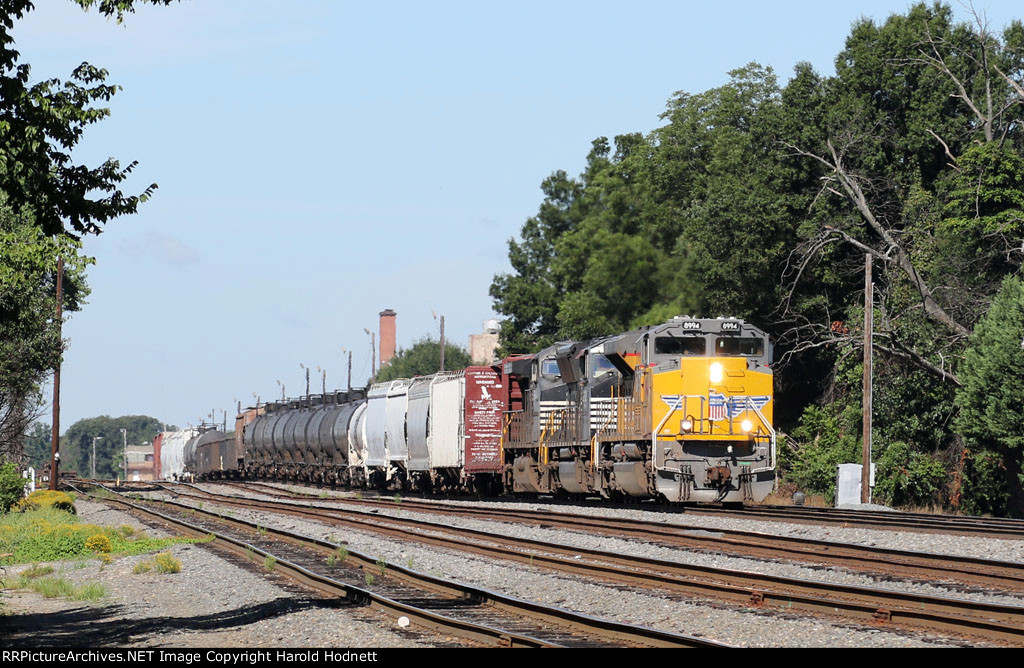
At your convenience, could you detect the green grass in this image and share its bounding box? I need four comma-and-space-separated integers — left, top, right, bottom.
326, 546, 348, 567
20, 564, 54, 578
0, 507, 209, 566
3, 574, 106, 602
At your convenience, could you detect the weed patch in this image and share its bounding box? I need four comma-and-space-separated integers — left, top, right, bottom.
16, 490, 76, 514
0, 507, 208, 566
20, 564, 53, 578
4, 575, 106, 602
133, 552, 181, 575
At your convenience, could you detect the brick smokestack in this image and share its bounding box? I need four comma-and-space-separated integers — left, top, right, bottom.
379, 309, 396, 368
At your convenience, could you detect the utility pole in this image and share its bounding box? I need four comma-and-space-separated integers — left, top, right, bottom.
364, 329, 376, 379
48, 255, 63, 490
862, 254, 873, 504
120, 428, 127, 482
439, 315, 445, 372
348, 351, 352, 391
91, 436, 102, 479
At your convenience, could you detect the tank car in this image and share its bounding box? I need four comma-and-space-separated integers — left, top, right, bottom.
244, 390, 367, 485
183, 428, 241, 480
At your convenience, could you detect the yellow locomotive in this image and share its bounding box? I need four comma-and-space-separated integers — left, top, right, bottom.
504, 316, 775, 503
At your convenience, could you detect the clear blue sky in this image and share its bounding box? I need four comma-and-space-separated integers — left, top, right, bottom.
14, 1, 1022, 432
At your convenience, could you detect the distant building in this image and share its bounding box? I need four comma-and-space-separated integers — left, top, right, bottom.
469, 319, 500, 365
125, 444, 155, 482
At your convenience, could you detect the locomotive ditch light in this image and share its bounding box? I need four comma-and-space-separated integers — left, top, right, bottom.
680, 417, 694, 433
741, 419, 754, 433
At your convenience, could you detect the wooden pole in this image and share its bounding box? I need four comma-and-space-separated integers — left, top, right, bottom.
862, 254, 873, 504
439, 315, 445, 372
48, 255, 63, 490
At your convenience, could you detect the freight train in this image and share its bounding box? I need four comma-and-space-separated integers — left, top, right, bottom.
172, 316, 776, 504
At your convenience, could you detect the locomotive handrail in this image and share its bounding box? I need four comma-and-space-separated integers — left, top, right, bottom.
748, 399, 776, 472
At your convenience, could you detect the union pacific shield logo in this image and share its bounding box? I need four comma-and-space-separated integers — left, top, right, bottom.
660, 395, 684, 411
661, 393, 771, 421
709, 391, 771, 421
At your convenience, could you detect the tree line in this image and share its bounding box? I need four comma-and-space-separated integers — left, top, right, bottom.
490, 3, 1024, 516
23, 415, 171, 479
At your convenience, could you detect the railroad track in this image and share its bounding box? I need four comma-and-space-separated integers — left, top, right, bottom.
72, 482, 724, 649
198, 478, 1024, 540
151, 481, 1024, 646
690, 503, 1024, 540
200, 480, 1024, 595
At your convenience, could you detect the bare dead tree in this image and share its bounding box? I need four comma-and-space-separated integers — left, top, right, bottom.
785, 140, 972, 340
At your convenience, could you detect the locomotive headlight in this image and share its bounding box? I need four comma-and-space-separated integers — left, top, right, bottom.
741, 419, 754, 433
709, 362, 724, 384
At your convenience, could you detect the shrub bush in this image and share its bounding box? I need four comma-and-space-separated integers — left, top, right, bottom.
85, 533, 112, 553
0, 461, 27, 513
16, 490, 76, 514
875, 441, 948, 507
153, 552, 181, 573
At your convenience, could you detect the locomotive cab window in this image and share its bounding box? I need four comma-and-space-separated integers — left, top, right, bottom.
655, 336, 706, 356
715, 337, 765, 356
542, 359, 560, 377
590, 354, 616, 379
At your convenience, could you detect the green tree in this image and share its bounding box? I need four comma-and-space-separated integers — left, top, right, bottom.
0, 0, 178, 238
374, 337, 472, 383
63, 415, 165, 479
954, 276, 1024, 516
490, 169, 584, 354
0, 459, 26, 512
0, 199, 90, 462
22, 421, 50, 470
0, 0, 177, 461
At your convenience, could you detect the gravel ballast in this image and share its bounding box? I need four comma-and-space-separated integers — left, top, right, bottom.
0, 500, 437, 648
7, 487, 1016, 648
180, 484, 1011, 648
